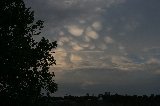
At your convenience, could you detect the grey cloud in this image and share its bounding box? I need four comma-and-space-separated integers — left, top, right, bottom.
54, 68, 160, 96
26, 0, 126, 26
25, 0, 160, 96
26, 0, 160, 70
102, 0, 160, 52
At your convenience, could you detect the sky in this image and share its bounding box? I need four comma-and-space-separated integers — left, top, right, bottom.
26, 0, 160, 96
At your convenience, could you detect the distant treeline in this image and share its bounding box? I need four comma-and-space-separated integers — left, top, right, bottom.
38, 92, 160, 106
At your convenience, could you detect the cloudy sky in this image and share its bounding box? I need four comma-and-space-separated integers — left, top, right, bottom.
26, 0, 160, 96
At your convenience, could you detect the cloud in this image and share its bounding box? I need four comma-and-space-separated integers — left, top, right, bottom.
81, 80, 97, 89
104, 36, 114, 44
67, 25, 84, 36
92, 21, 102, 31
54, 48, 68, 67
85, 27, 99, 39
58, 36, 70, 46
97, 43, 107, 50
111, 56, 131, 63
154, 70, 160, 75
54, 67, 160, 96
70, 54, 82, 62
146, 58, 160, 64
26, 0, 160, 96
80, 43, 89, 48
118, 45, 125, 50
83, 36, 91, 42
55, 48, 67, 57
71, 42, 84, 51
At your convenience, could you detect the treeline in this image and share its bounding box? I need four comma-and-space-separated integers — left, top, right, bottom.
38, 92, 160, 106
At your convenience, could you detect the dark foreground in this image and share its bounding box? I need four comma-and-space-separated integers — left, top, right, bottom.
38, 92, 160, 106
1, 92, 160, 106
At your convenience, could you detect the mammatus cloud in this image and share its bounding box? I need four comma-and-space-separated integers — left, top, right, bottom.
71, 42, 84, 51
58, 36, 70, 46
26, 0, 160, 96
92, 21, 102, 31
67, 25, 84, 37
104, 36, 114, 44
85, 27, 99, 39
28, 0, 160, 74
53, 18, 160, 72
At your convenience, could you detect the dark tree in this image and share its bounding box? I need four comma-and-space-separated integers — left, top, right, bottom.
0, 0, 57, 105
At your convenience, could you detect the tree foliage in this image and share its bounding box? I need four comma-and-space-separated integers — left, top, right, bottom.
0, 0, 57, 105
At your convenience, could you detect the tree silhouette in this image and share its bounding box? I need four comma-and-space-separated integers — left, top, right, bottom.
0, 0, 57, 105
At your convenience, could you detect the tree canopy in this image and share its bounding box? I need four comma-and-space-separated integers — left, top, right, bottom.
0, 0, 57, 105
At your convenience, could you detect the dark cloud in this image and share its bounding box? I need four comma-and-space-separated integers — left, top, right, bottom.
54, 68, 160, 96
